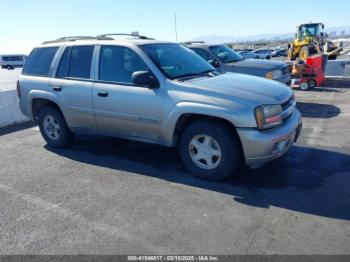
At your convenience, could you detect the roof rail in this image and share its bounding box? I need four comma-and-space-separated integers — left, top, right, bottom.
181, 41, 205, 45
42, 36, 113, 44
97, 33, 154, 40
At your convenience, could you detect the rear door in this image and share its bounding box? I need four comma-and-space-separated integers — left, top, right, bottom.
92, 45, 164, 142
50, 45, 96, 129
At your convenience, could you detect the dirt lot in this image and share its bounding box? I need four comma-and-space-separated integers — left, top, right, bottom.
0, 79, 349, 255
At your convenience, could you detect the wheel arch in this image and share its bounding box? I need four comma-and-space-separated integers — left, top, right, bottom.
28, 91, 65, 122
172, 113, 244, 157
32, 98, 63, 121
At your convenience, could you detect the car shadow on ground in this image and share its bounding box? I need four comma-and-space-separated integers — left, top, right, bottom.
0, 121, 36, 136
296, 102, 341, 118
45, 135, 350, 221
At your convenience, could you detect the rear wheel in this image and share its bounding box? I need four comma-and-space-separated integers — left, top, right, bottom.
6, 65, 13, 70
299, 82, 309, 91
287, 48, 294, 60
38, 106, 72, 148
179, 121, 241, 180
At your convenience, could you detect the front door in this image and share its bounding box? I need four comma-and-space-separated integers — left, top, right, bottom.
93, 45, 164, 143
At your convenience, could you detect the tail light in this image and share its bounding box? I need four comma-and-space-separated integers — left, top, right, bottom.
16, 80, 21, 98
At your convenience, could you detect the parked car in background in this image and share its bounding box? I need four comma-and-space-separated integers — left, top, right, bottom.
184, 42, 291, 84
0, 54, 27, 70
272, 49, 287, 57
253, 49, 274, 59
18, 35, 301, 180
237, 50, 259, 59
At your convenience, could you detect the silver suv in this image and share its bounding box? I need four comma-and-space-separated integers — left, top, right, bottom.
18, 35, 302, 180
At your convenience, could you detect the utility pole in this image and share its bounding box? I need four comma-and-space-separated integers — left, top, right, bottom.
175, 13, 178, 42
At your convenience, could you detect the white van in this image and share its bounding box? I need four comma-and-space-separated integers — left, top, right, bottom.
0, 55, 27, 70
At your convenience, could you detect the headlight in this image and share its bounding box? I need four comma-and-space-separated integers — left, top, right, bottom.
266, 70, 283, 80
255, 104, 283, 129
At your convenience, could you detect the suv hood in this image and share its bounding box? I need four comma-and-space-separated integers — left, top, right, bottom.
183, 72, 292, 106
224, 59, 287, 77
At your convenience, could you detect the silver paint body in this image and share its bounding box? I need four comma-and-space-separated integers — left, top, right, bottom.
19, 39, 302, 167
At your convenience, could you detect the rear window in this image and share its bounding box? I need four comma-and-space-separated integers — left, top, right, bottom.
56, 46, 93, 79
22, 47, 58, 76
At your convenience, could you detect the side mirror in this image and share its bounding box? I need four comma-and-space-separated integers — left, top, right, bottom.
208, 60, 220, 68
132, 71, 159, 88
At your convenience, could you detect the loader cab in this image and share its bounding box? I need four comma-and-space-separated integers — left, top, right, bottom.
297, 23, 324, 41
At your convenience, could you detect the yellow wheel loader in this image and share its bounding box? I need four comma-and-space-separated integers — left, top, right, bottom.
287, 23, 343, 61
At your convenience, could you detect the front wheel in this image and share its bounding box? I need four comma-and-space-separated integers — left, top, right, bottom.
308, 79, 316, 89
38, 106, 73, 148
299, 46, 310, 60
179, 121, 241, 180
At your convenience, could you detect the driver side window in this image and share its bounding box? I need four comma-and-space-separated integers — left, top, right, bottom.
99, 46, 149, 84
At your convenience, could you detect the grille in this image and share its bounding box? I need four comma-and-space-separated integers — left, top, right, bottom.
281, 96, 296, 120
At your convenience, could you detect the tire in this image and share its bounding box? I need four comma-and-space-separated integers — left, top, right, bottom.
308, 79, 316, 89
179, 121, 241, 180
38, 106, 72, 148
299, 82, 309, 91
266, 56, 271, 60
6, 65, 13, 70
299, 46, 310, 60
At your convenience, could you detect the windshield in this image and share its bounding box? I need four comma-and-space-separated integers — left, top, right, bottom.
209, 45, 244, 63
141, 43, 215, 79
299, 24, 322, 37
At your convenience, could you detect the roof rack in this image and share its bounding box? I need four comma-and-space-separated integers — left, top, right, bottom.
181, 41, 205, 45
97, 33, 154, 40
42, 36, 113, 45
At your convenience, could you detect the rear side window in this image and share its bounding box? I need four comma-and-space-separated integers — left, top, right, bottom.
56, 47, 71, 78
69, 46, 93, 78
22, 47, 58, 76
56, 46, 93, 79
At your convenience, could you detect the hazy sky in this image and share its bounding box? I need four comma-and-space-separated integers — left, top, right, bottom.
1, 0, 349, 54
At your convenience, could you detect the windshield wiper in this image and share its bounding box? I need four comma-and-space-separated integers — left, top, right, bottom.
173, 70, 215, 80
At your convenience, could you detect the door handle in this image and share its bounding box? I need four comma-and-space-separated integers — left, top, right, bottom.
97, 91, 109, 97
52, 86, 62, 92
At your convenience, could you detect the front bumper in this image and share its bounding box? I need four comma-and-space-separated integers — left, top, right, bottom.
237, 109, 302, 168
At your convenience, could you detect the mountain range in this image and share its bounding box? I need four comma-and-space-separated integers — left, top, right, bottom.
189, 26, 350, 44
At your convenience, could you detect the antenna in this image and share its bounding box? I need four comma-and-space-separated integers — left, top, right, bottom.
175, 13, 178, 42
